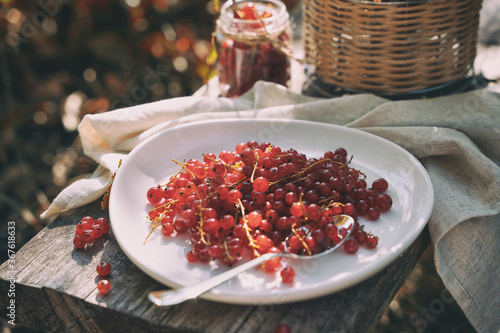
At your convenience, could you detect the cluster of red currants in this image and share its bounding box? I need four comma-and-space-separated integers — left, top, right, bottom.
73, 216, 111, 249
145, 141, 391, 284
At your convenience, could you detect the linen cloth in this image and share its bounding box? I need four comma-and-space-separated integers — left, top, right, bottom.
41, 81, 500, 333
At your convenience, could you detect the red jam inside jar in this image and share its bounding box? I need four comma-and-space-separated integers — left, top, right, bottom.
215, 0, 291, 97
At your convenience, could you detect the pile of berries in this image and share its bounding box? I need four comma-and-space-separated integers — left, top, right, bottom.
73, 216, 111, 249
145, 141, 391, 283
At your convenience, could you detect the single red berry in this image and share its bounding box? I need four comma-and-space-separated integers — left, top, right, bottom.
227, 189, 242, 203
353, 229, 367, 244
334, 147, 348, 157
147, 186, 164, 204
344, 238, 359, 254
80, 216, 95, 225
81, 230, 96, 244
305, 203, 322, 220
366, 235, 379, 249
367, 207, 381, 220
255, 235, 273, 254
96, 261, 112, 277
97, 279, 111, 294
274, 323, 292, 333
76, 216, 94, 234
263, 257, 281, 273
92, 224, 103, 238
220, 215, 235, 229
253, 177, 269, 192
331, 204, 343, 216
203, 218, 220, 234
95, 217, 110, 234
186, 250, 198, 263
74, 235, 86, 249
280, 266, 295, 284
246, 211, 262, 229
290, 202, 305, 217
376, 193, 393, 212
161, 223, 174, 236
343, 202, 355, 216
372, 178, 389, 193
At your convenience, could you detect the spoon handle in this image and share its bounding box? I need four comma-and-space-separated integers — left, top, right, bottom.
148, 252, 277, 306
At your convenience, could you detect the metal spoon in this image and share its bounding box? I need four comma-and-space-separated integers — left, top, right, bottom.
148, 214, 354, 306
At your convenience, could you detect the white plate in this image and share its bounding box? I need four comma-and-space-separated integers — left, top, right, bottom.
109, 118, 434, 305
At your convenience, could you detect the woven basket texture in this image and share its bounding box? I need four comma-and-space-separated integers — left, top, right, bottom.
303, 0, 483, 94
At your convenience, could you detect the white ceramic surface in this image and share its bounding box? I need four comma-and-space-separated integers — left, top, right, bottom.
109, 118, 434, 305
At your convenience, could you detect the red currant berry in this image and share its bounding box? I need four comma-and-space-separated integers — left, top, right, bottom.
367, 207, 381, 220
77, 217, 94, 234
74, 235, 86, 249
240, 147, 255, 165
324, 223, 339, 238
95, 217, 110, 234
147, 186, 164, 205
343, 203, 355, 216
208, 244, 225, 259
203, 218, 220, 234
96, 261, 112, 277
253, 177, 269, 192
193, 165, 207, 179
97, 279, 111, 294
161, 223, 174, 236
220, 215, 235, 229
274, 323, 292, 333
331, 204, 343, 216
92, 224, 104, 238
227, 189, 242, 204
246, 211, 262, 229
334, 147, 348, 157
353, 230, 367, 244
376, 193, 393, 212
173, 218, 189, 234
80, 216, 95, 225
344, 238, 359, 254
181, 209, 198, 227
366, 235, 379, 249
372, 178, 389, 193
255, 235, 273, 254
305, 203, 322, 220
263, 257, 281, 273
280, 266, 295, 284
197, 248, 211, 262
290, 202, 305, 217
186, 250, 198, 262
81, 230, 96, 244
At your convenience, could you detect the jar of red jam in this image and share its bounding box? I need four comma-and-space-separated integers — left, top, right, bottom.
215, 0, 292, 97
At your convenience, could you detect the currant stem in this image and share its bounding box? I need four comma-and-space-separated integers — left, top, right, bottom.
144, 215, 162, 245
291, 227, 312, 256
237, 199, 260, 258
171, 159, 195, 178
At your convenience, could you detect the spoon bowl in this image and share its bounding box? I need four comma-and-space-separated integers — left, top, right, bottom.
148, 214, 354, 306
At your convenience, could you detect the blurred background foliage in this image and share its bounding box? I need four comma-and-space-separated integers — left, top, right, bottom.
1, 0, 498, 332
0, 0, 220, 251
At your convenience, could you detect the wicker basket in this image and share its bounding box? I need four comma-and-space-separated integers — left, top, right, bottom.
302, 0, 483, 96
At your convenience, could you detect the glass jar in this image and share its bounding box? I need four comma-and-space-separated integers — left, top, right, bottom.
214, 0, 292, 97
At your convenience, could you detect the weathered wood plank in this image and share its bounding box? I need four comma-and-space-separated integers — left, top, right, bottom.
0, 198, 429, 333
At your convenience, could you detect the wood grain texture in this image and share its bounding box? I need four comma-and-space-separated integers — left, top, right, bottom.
0, 199, 430, 333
